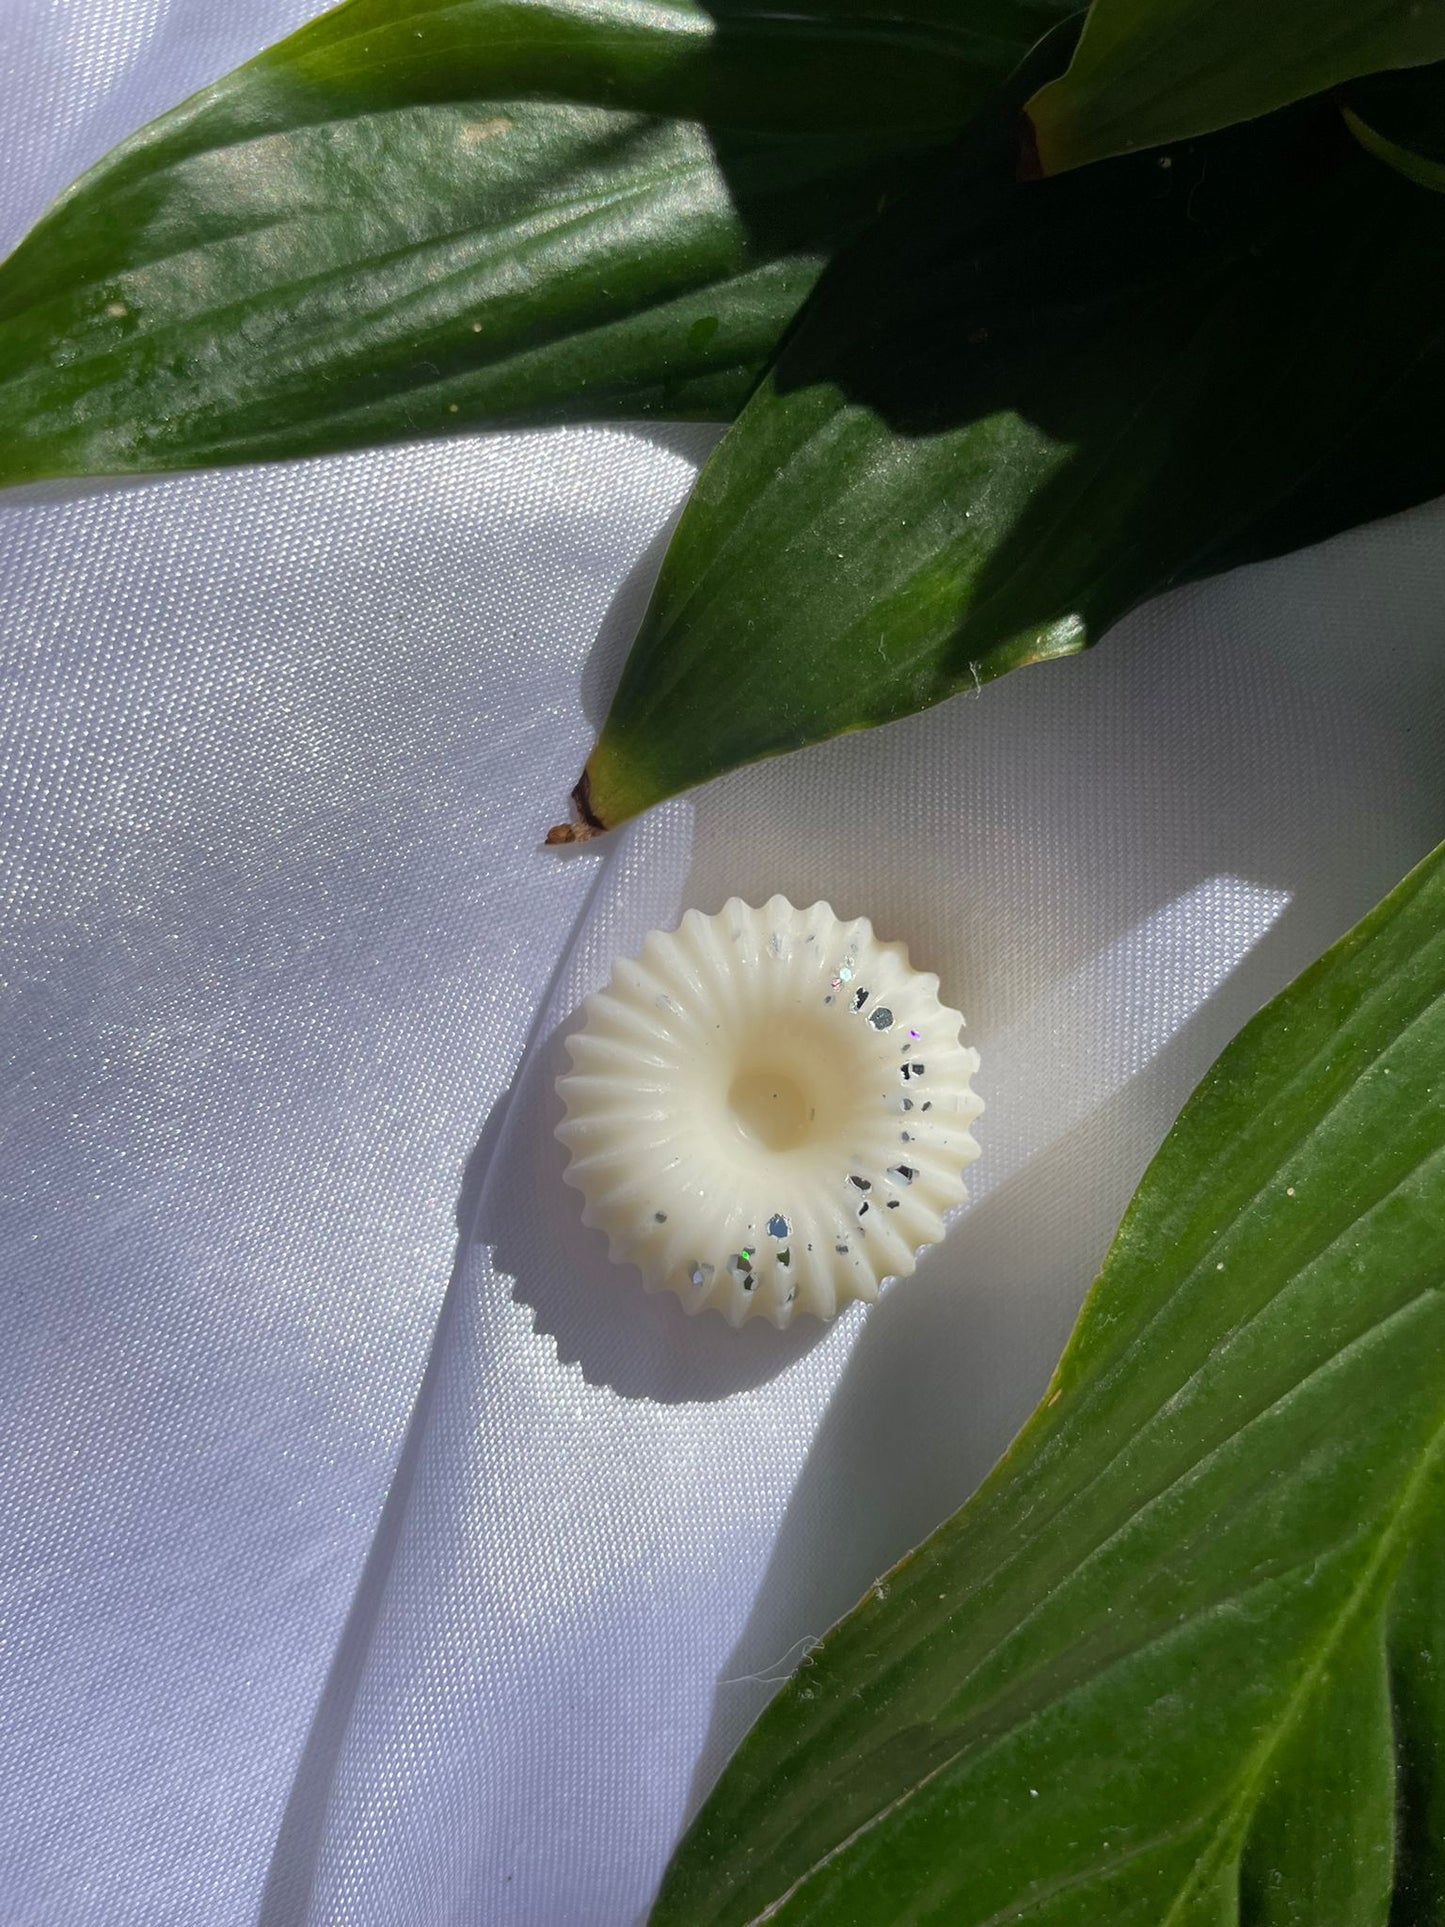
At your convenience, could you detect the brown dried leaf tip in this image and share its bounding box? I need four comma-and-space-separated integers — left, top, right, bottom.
544, 769, 607, 846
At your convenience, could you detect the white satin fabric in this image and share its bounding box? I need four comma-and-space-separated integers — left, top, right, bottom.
3, 6, 1443, 1921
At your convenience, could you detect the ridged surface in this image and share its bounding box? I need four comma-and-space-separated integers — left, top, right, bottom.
555, 896, 982, 1328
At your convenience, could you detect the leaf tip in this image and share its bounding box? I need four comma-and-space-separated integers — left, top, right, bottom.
1019, 80, 1076, 179
544, 767, 610, 847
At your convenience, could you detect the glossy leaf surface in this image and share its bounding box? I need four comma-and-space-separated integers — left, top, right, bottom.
0, 0, 1073, 485
653, 835, 1445, 1924
1024, 0, 1445, 176
577, 108, 1445, 831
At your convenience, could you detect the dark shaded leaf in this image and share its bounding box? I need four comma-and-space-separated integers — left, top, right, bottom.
653, 834, 1445, 1924
573, 106, 1445, 831
0, 0, 1075, 485
1344, 60, 1445, 193
1023, 0, 1445, 176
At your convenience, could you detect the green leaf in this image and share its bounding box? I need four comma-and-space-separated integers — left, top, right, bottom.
572, 106, 1445, 833
1023, 0, 1445, 177
0, 0, 1074, 486
652, 834, 1445, 1925
1344, 60, 1445, 194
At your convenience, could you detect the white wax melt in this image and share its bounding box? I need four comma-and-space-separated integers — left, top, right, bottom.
555, 896, 983, 1328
